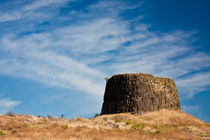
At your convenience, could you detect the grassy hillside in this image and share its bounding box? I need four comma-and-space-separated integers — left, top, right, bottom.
0, 109, 209, 140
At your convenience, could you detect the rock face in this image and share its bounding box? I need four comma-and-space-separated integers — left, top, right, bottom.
101, 73, 181, 115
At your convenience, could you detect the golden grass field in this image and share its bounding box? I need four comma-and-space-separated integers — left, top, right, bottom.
0, 109, 209, 140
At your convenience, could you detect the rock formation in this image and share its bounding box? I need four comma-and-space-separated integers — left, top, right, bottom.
101, 73, 181, 115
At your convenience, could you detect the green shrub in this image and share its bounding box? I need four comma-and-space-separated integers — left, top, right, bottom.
132, 123, 145, 129
154, 130, 161, 134
153, 125, 158, 129
115, 120, 121, 123
125, 121, 131, 125
132, 124, 141, 129
199, 133, 204, 137
0, 131, 5, 135
94, 113, 100, 117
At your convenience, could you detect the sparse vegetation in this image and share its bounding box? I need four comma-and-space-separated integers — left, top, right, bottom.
115, 120, 121, 123
5, 111, 15, 116
0, 131, 5, 135
94, 113, 100, 117
153, 125, 158, 129
0, 109, 209, 139
132, 123, 141, 129
199, 133, 204, 137
10, 129, 17, 134
131, 123, 144, 129
125, 120, 131, 125
47, 114, 52, 119
60, 114, 65, 118
154, 130, 161, 134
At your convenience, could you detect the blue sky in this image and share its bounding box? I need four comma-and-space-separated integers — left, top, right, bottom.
0, 0, 210, 122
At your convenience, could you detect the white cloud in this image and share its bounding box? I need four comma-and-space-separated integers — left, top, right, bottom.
0, 12, 24, 22
0, 38, 105, 96
176, 73, 210, 98
0, 0, 70, 23
89, 0, 142, 14
53, 18, 130, 54
0, 98, 21, 114
0, 0, 210, 99
23, 0, 69, 11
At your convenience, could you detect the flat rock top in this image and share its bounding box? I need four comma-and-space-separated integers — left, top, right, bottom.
110, 73, 173, 81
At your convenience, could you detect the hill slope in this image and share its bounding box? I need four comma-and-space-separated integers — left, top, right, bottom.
0, 109, 209, 140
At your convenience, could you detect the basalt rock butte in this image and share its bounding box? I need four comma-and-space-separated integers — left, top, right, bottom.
101, 73, 181, 115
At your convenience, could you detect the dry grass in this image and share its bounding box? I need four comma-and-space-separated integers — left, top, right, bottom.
0, 109, 209, 140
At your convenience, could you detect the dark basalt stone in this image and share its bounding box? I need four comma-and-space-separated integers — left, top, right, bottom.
101, 73, 181, 115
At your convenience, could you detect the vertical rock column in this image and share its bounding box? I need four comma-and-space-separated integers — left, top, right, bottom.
101, 73, 181, 115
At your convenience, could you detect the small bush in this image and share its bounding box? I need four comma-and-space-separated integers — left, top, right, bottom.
60, 124, 68, 129
132, 124, 140, 129
11, 129, 17, 134
153, 125, 158, 129
148, 130, 153, 134
199, 133, 204, 137
94, 113, 100, 117
125, 121, 131, 125
60, 114, 65, 118
154, 130, 161, 134
5, 111, 15, 116
132, 123, 145, 129
115, 120, 121, 123
0, 131, 5, 135
47, 115, 52, 119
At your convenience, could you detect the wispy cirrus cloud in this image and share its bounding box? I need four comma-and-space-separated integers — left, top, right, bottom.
23, 0, 70, 11
0, 34, 105, 95
176, 72, 210, 98
0, 0, 210, 99
0, 0, 71, 22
